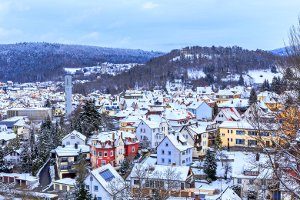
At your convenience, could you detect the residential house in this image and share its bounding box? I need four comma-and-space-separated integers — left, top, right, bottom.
213, 108, 241, 124
157, 132, 193, 166
85, 164, 126, 200
187, 101, 213, 121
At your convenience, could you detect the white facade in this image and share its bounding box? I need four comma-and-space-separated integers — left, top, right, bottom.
62, 130, 86, 146
188, 102, 213, 121
85, 164, 125, 200
157, 133, 193, 166
136, 119, 167, 149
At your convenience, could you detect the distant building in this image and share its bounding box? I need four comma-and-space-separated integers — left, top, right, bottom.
6, 107, 52, 121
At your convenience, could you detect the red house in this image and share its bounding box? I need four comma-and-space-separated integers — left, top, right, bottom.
89, 131, 139, 169
122, 132, 139, 160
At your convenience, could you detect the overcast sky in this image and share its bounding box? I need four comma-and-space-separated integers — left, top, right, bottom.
0, 0, 299, 51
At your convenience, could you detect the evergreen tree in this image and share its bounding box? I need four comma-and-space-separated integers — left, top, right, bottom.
261, 79, 270, 91
271, 65, 278, 73
44, 99, 51, 108
72, 100, 114, 137
75, 152, 92, 200
0, 148, 10, 172
214, 131, 222, 150
20, 142, 33, 173
249, 88, 257, 105
238, 74, 244, 86
203, 150, 217, 182
213, 103, 219, 118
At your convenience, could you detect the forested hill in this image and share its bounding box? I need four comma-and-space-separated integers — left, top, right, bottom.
83, 46, 283, 93
0, 42, 163, 82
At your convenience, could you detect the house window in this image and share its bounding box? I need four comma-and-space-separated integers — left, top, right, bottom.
162, 150, 165, 155
168, 159, 171, 164
132, 147, 135, 152
236, 130, 245, 135
182, 160, 185, 164
93, 151, 96, 156
97, 197, 102, 200
101, 160, 106, 166
98, 152, 102, 157
104, 152, 107, 157
162, 158, 164, 163
236, 139, 245, 145
227, 130, 230, 133
237, 178, 242, 184
90, 176, 93, 181
94, 185, 98, 191
71, 135, 75, 139
249, 179, 254, 184
134, 180, 140, 185
168, 151, 171, 155
110, 151, 113, 156
165, 143, 168, 147
181, 183, 185, 190
86, 185, 89, 189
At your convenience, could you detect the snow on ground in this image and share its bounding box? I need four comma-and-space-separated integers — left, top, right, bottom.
64, 62, 141, 76
247, 69, 281, 84
221, 69, 282, 84
64, 68, 81, 74
187, 69, 206, 79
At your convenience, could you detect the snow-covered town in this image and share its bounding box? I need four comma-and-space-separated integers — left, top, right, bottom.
0, 1, 300, 200
0, 74, 298, 200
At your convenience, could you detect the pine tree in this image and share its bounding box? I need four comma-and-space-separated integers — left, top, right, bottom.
44, 99, 51, 108
214, 131, 222, 150
213, 103, 219, 118
238, 74, 244, 86
261, 79, 270, 91
75, 152, 92, 200
0, 148, 10, 172
72, 100, 114, 137
249, 88, 257, 105
203, 150, 217, 183
20, 142, 33, 173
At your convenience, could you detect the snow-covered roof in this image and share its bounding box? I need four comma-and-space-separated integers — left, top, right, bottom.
53, 178, 76, 186
62, 130, 86, 142
89, 163, 125, 195
129, 163, 190, 182
219, 120, 253, 129
54, 144, 90, 157
163, 132, 193, 152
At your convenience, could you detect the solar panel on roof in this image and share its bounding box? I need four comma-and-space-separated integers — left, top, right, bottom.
100, 169, 115, 182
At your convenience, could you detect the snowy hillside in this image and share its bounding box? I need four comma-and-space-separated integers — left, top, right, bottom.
64, 62, 142, 76
221, 69, 282, 84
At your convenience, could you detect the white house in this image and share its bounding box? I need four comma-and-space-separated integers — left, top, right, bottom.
187, 101, 213, 121
157, 132, 193, 166
136, 119, 167, 149
213, 108, 241, 124
62, 130, 86, 146
85, 164, 125, 200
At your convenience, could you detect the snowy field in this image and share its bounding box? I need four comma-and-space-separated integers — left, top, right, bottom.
247, 69, 281, 84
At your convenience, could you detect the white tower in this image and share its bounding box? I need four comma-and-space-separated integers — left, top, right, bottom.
65, 75, 72, 117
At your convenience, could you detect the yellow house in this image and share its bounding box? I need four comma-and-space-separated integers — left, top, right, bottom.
219, 120, 277, 148
216, 89, 241, 104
